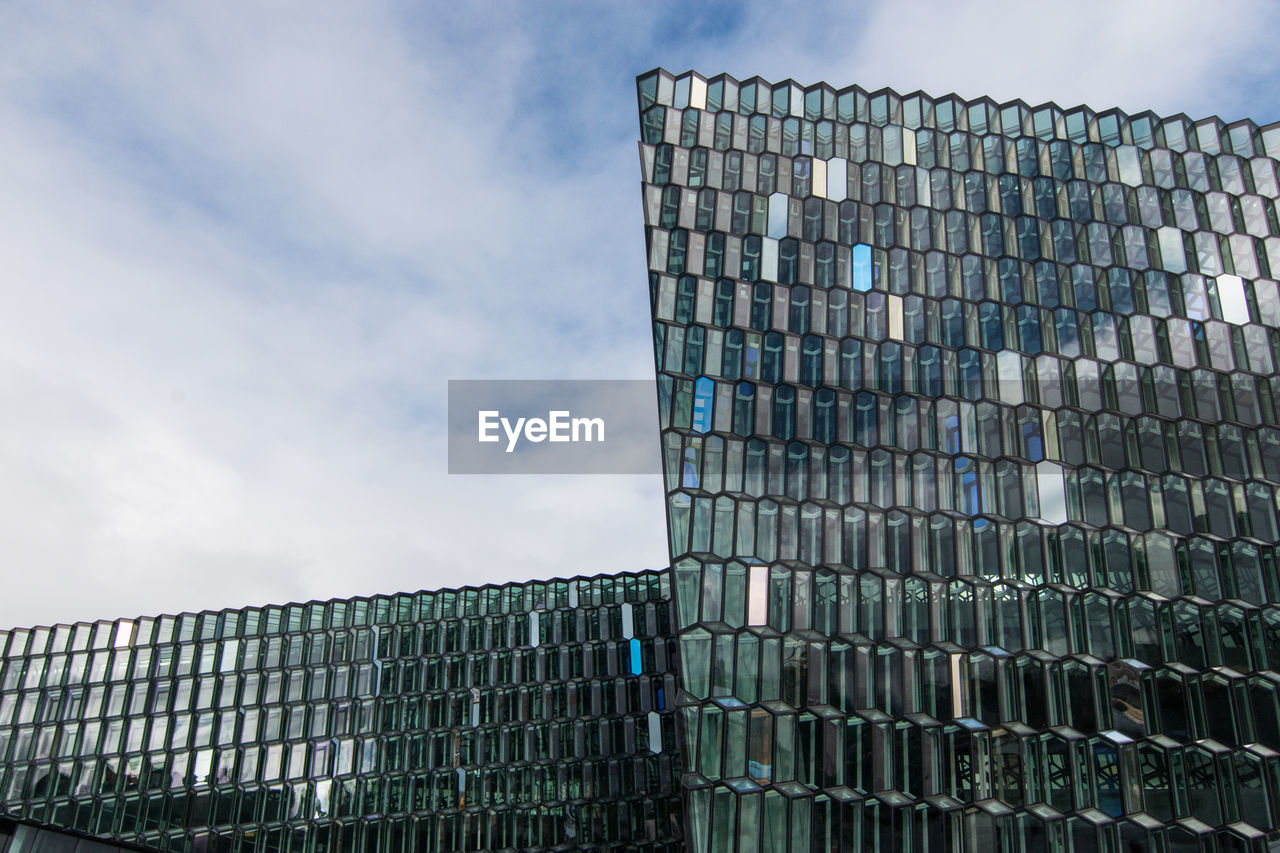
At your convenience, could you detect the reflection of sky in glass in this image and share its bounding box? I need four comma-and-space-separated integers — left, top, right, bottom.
852, 243, 873, 291
692, 376, 714, 434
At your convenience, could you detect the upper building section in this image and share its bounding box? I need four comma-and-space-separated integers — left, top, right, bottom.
639, 69, 1280, 158
638, 69, 1280, 332
640, 68, 1280, 548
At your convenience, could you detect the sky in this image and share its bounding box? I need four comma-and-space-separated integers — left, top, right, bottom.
0, 0, 1278, 630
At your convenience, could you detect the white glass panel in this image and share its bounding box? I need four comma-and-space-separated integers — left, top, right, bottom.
1216, 274, 1249, 324
826, 158, 848, 201
762, 237, 779, 282
689, 77, 707, 110
112, 621, 133, 648
950, 653, 966, 717
812, 159, 827, 199
768, 192, 789, 239
997, 350, 1025, 405
747, 564, 768, 626
1036, 461, 1068, 525
888, 294, 904, 340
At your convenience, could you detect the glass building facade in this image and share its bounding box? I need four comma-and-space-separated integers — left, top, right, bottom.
1, 814, 161, 852
639, 69, 1280, 851
0, 571, 683, 852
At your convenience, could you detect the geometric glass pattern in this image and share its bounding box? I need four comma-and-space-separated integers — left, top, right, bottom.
0, 571, 683, 852
639, 68, 1280, 851
2, 813, 162, 852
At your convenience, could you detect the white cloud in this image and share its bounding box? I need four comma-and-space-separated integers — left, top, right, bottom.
628, 0, 1280, 123
0, 2, 667, 628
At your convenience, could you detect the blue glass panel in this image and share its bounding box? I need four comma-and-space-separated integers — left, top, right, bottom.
692, 376, 715, 433
629, 637, 643, 675
682, 447, 700, 488
944, 415, 962, 454
852, 243, 873, 291
1022, 421, 1045, 462
1016, 305, 1042, 354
